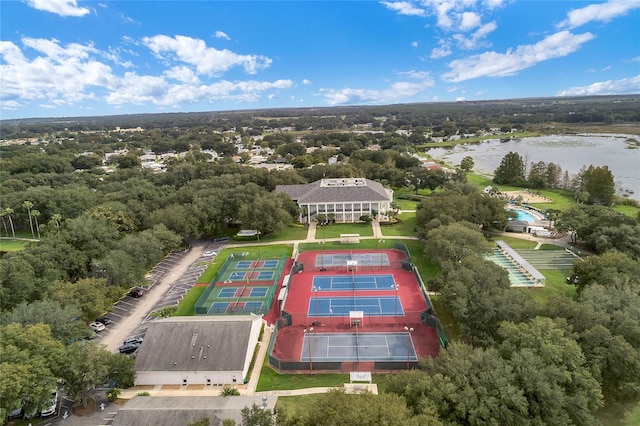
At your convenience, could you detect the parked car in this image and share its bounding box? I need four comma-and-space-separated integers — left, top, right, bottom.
127, 288, 143, 298
95, 316, 112, 325
119, 342, 140, 354
41, 390, 59, 417
203, 250, 217, 257
89, 322, 106, 332
123, 336, 144, 345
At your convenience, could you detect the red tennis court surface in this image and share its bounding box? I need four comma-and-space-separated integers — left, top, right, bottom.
268, 248, 442, 373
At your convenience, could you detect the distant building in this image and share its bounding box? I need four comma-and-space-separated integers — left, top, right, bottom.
276, 177, 393, 223
133, 316, 262, 387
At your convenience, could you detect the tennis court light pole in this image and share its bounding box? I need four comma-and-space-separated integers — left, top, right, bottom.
404, 326, 414, 370
304, 327, 314, 373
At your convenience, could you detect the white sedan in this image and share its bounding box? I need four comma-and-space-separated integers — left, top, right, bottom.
89, 321, 106, 332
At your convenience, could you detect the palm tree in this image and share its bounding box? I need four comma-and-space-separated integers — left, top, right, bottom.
22, 201, 35, 239
32, 209, 41, 239
50, 213, 62, 232
4, 207, 16, 238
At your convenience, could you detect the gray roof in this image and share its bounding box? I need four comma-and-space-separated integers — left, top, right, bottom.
276, 178, 391, 204
112, 395, 277, 426
134, 316, 258, 372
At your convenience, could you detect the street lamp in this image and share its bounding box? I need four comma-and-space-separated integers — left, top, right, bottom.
304, 327, 314, 373
392, 284, 399, 320
404, 326, 414, 370
312, 285, 319, 322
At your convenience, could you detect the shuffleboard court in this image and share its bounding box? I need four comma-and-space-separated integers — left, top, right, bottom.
301, 332, 417, 362
218, 286, 270, 298
308, 296, 403, 316
315, 253, 390, 267
208, 301, 263, 314
312, 274, 396, 291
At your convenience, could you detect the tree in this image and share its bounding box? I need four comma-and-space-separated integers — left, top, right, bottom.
22, 200, 35, 238
423, 221, 491, 265
527, 161, 548, 191
31, 209, 41, 239
579, 165, 615, 205
0, 324, 66, 419
497, 317, 603, 425
493, 152, 525, 185
59, 342, 134, 408
459, 156, 474, 172
2, 207, 16, 238
241, 403, 274, 426
571, 250, 640, 293
48, 278, 118, 322
1, 299, 87, 343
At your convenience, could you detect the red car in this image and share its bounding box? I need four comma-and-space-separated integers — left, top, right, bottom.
127, 289, 143, 298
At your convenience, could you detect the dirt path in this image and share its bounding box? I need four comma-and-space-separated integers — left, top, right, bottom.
99, 241, 208, 352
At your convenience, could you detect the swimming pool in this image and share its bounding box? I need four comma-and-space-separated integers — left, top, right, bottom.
507, 209, 538, 223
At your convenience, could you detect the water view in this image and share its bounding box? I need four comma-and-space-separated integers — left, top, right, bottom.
427, 134, 640, 200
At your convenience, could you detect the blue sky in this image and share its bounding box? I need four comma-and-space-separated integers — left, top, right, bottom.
1, 0, 639, 119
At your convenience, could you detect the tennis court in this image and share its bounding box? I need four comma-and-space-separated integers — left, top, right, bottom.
218, 286, 270, 298
208, 301, 264, 314
312, 274, 396, 291
315, 253, 390, 267
235, 259, 280, 269
301, 332, 417, 362
228, 271, 275, 281
308, 296, 403, 316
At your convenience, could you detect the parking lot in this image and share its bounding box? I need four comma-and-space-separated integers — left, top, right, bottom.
95, 240, 225, 352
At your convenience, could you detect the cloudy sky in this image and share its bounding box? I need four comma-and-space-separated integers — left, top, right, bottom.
1, 0, 639, 119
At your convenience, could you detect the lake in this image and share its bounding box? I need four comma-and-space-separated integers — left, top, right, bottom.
426, 134, 640, 200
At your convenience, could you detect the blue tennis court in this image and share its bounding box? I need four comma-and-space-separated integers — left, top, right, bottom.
301, 332, 417, 362
312, 274, 396, 291
235, 260, 253, 269
315, 253, 390, 267
229, 271, 247, 280
256, 271, 274, 280
308, 296, 403, 316
262, 260, 279, 268
235, 259, 279, 269
218, 286, 270, 298
208, 301, 263, 314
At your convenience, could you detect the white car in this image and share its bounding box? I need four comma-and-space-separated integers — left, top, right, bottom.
89, 322, 106, 332
41, 390, 59, 417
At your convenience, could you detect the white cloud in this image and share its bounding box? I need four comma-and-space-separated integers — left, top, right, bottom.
142, 35, 271, 76
215, 31, 231, 40
0, 38, 113, 103
321, 76, 434, 105
557, 75, 640, 96
398, 70, 431, 79
302, 79, 312, 85
459, 11, 481, 31
25, 0, 90, 17
430, 39, 452, 59
0, 36, 292, 112
412, 41, 419, 48
380, 1, 426, 17
443, 30, 595, 82
453, 21, 496, 49
559, 0, 640, 29
483, 0, 504, 10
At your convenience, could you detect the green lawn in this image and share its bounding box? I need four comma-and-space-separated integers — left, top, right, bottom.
487, 234, 538, 249
614, 204, 640, 218
315, 223, 374, 239
538, 243, 566, 250
393, 198, 419, 210
174, 286, 206, 316
596, 398, 640, 426
380, 212, 416, 237
259, 225, 309, 242
0, 238, 30, 252
520, 269, 577, 307
257, 363, 348, 391
430, 295, 462, 341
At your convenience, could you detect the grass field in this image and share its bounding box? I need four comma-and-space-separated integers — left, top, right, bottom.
393, 197, 419, 210
596, 398, 640, 426
314, 223, 374, 239
487, 234, 539, 249
614, 204, 640, 218
0, 238, 31, 252
259, 225, 309, 242
380, 212, 416, 237
174, 286, 206, 316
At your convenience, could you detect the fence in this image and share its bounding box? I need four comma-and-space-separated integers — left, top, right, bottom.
411, 264, 449, 348
194, 253, 287, 316
283, 310, 427, 327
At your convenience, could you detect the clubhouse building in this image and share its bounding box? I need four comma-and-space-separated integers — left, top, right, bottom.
276, 178, 393, 223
